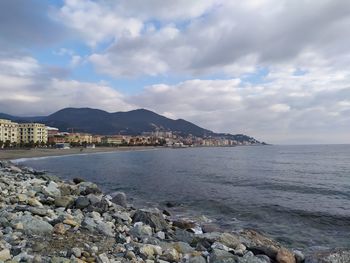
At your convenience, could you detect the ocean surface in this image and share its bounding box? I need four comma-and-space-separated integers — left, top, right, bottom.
17, 145, 350, 251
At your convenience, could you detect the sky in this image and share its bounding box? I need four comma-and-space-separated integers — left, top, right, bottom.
0, 0, 349, 144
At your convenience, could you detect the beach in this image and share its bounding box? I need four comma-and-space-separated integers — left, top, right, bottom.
0, 146, 157, 161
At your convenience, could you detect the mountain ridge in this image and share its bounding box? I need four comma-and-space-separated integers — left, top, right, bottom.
0, 108, 262, 143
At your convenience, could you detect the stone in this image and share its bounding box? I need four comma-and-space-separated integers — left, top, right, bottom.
132, 208, 168, 231
155, 231, 166, 240
97, 253, 110, 263
27, 198, 43, 207
53, 223, 66, 235
173, 219, 196, 230
111, 192, 127, 207
17, 194, 27, 203
161, 248, 180, 262
63, 219, 79, 227
16, 215, 53, 235
240, 229, 281, 259
237, 252, 272, 263
72, 248, 82, 258
210, 249, 237, 263
55, 196, 75, 208
73, 177, 85, 184
173, 241, 195, 254
78, 182, 101, 195
140, 245, 162, 259
75, 197, 91, 209
219, 232, 241, 250
130, 222, 153, 238
189, 256, 207, 263
96, 221, 115, 237
293, 250, 305, 263
0, 248, 11, 261
276, 248, 296, 263
13, 222, 24, 230
43, 181, 61, 197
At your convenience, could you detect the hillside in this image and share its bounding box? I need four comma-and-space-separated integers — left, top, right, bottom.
0, 108, 261, 143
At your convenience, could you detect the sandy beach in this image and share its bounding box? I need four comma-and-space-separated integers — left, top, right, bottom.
0, 146, 157, 160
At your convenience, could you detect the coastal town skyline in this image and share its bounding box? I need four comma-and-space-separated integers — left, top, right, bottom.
0, 1, 349, 144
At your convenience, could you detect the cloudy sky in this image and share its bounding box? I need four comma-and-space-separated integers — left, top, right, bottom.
0, 0, 349, 144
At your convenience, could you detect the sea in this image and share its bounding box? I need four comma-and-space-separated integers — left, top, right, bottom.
16, 145, 350, 252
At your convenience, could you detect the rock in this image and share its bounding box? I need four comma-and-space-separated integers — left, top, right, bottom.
189, 256, 207, 263
27, 198, 43, 207
72, 247, 82, 258
73, 177, 85, 184
210, 249, 237, 263
133, 208, 168, 231
43, 181, 61, 197
237, 252, 272, 263
140, 244, 162, 259
97, 253, 111, 263
173, 241, 195, 254
276, 248, 296, 263
51, 256, 71, 263
173, 219, 196, 230
111, 192, 127, 207
55, 196, 75, 208
78, 182, 101, 195
155, 231, 166, 240
63, 219, 79, 227
130, 222, 153, 238
219, 233, 241, 250
75, 196, 90, 209
96, 221, 115, 237
161, 248, 180, 262
27, 206, 49, 216
53, 223, 66, 235
125, 251, 136, 260
17, 194, 27, 203
16, 215, 53, 235
0, 248, 11, 261
240, 229, 281, 259
293, 250, 305, 263
305, 248, 350, 263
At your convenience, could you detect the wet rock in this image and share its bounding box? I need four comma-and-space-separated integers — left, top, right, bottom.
111, 192, 127, 208
133, 208, 168, 231
73, 177, 85, 184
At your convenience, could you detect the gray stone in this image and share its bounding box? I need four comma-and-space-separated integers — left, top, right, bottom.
75, 196, 90, 209
15, 215, 53, 235
210, 249, 237, 263
111, 192, 127, 207
96, 221, 115, 237
54, 196, 75, 208
189, 256, 207, 263
71, 247, 82, 258
42, 181, 61, 197
130, 222, 153, 238
97, 253, 111, 263
132, 208, 168, 231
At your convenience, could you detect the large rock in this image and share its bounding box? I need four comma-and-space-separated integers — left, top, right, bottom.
78, 182, 101, 195
54, 196, 75, 208
0, 249, 11, 261
42, 181, 61, 197
132, 208, 168, 231
239, 229, 282, 259
15, 215, 53, 235
305, 248, 350, 263
111, 192, 127, 207
75, 196, 90, 209
210, 249, 237, 263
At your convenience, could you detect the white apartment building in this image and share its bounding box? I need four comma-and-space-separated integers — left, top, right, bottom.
18, 123, 48, 144
0, 119, 19, 144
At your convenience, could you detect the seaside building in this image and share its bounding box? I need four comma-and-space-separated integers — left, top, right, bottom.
18, 123, 48, 144
65, 133, 92, 144
101, 135, 124, 145
0, 119, 19, 145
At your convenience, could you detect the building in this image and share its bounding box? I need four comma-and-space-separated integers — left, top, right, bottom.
92, 135, 102, 144
18, 123, 48, 144
0, 119, 19, 145
65, 133, 92, 144
101, 135, 124, 145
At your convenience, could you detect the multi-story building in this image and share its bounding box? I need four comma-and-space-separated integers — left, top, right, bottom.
0, 119, 19, 144
65, 133, 92, 144
18, 123, 48, 144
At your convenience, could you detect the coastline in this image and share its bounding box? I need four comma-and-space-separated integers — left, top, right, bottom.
0, 146, 158, 161
0, 161, 347, 262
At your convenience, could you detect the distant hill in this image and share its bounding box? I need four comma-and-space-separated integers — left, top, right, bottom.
0, 108, 262, 143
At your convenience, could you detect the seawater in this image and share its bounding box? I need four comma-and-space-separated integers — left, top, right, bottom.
17, 145, 350, 251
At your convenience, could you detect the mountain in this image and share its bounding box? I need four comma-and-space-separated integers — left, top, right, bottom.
0, 108, 262, 143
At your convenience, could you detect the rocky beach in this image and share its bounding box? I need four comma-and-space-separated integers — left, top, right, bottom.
0, 160, 349, 263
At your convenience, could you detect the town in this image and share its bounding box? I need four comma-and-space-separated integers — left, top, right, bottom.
0, 118, 258, 149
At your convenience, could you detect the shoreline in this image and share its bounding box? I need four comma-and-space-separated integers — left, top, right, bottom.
0, 146, 158, 161
0, 161, 347, 262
